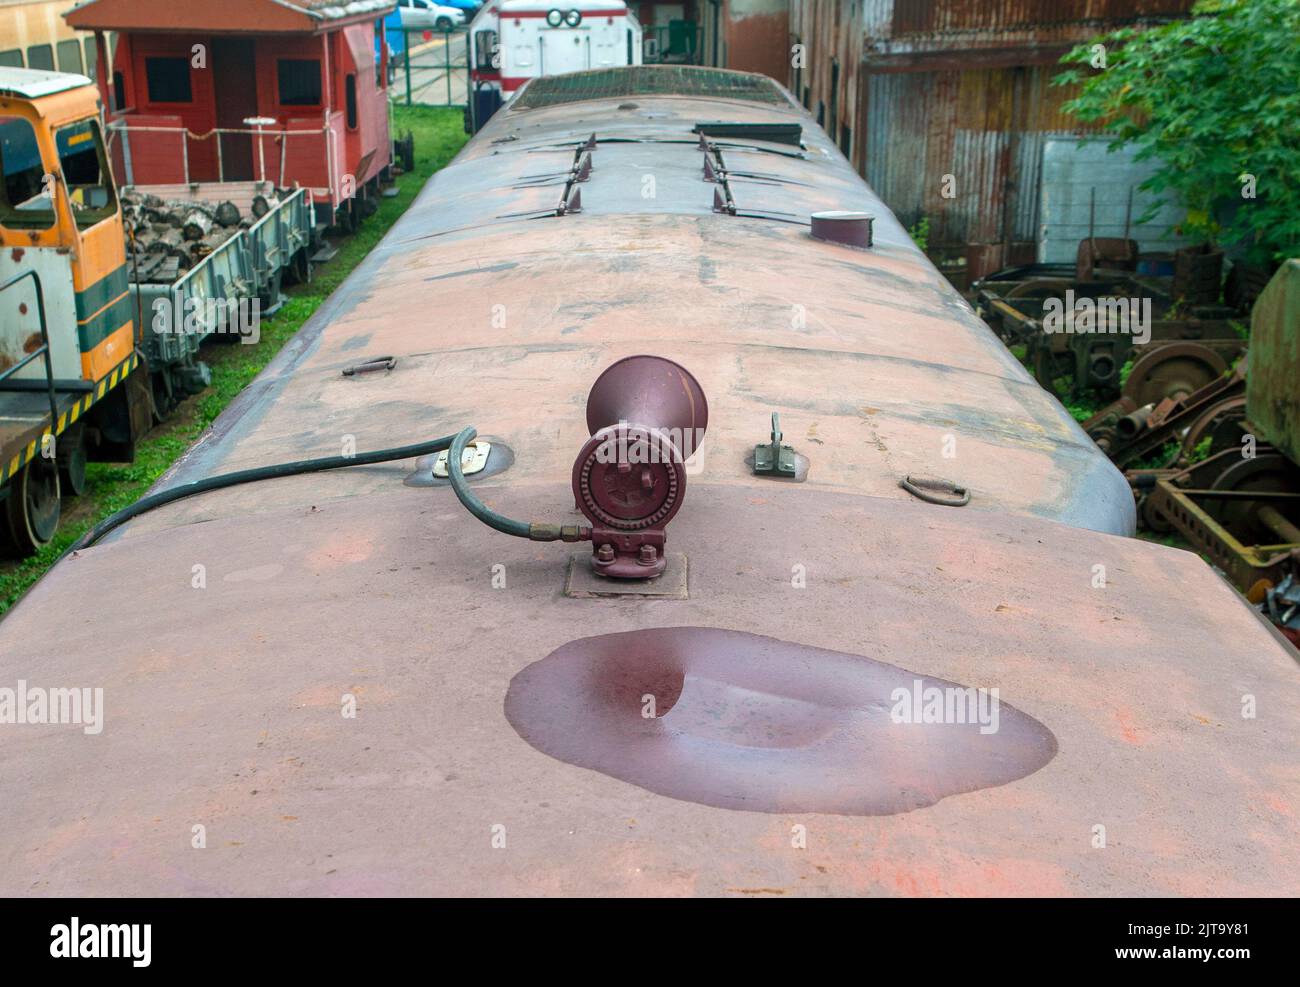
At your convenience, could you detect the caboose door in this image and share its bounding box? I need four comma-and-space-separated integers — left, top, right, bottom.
212, 39, 257, 182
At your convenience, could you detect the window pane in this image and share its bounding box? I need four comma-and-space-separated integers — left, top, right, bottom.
0, 116, 54, 230
84, 38, 97, 77
278, 59, 322, 106
0, 50, 23, 68
56, 119, 116, 230
56, 40, 83, 74
145, 57, 192, 103
345, 74, 358, 129
27, 45, 54, 71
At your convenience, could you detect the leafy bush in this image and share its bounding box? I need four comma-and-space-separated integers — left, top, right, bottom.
1055, 0, 1300, 264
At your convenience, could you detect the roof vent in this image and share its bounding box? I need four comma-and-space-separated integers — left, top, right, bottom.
810, 211, 873, 249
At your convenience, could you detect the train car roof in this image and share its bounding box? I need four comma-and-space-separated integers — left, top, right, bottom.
0, 66, 1295, 896
0, 68, 93, 100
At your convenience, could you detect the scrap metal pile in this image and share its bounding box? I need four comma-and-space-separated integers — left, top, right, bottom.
979, 248, 1299, 644
974, 240, 1250, 403
121, 189, 287, 284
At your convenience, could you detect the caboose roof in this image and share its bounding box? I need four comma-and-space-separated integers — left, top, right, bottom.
65, 0, 396, 34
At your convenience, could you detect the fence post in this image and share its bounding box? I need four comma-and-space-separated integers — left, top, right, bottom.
445, 29, 452, 106
404, 30, 412, 107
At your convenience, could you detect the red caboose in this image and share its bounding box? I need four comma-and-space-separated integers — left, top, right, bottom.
65, 0, 395, 228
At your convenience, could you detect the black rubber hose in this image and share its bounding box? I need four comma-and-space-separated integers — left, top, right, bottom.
446, 427, 590, 543
446, 426, 533, 537
70, 433, 461, 553
70, 427, 588, 556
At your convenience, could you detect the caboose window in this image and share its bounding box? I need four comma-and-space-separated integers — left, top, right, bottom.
0, 116, 55, 231
145, 58, 192, 103
278, 59, 322, 107
345, 74, 358, 130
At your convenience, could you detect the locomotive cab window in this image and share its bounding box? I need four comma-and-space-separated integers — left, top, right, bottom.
145, 57, 192, 103
0, 116, 54, 230
474, 31, 498, 70
278, 59, 322, 106
56, 119, 117, 230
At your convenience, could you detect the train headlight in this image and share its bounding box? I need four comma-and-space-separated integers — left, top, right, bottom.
564, 9, 583, 26
546, 9, 564, 26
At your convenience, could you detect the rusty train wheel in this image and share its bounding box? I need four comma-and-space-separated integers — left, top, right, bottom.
1122, 343, 1226, 408
1141, 491, 1173, 534
1209, 454, 1300, 545
1178, 396, 1247, 465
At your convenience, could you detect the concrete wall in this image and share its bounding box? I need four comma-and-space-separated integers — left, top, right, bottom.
1039, 137, 1187, 263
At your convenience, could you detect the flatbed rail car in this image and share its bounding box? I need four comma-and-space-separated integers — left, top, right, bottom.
0, 66, 1296, 896
0, 68, 150, 555
1, 68, 314, 553
121, 180, 314, 414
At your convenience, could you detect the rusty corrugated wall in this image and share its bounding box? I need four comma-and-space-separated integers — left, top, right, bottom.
785, 0, 1196, 279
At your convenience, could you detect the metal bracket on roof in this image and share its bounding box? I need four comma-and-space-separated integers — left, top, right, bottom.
753, 413, 797, 477
341, 356, 397, 377
557, 185, 582, 215
701, 136, 737, 215
432, 440, 492, 478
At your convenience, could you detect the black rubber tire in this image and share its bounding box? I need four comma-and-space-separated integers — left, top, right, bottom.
0, 457, 61, 558
436, 17, 453, 31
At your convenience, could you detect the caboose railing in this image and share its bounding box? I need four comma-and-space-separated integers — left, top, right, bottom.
105, 121, 337, 197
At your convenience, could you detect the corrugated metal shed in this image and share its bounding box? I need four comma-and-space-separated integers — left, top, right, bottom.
786, 0, 1196, 279
1038, 136, 1188, 262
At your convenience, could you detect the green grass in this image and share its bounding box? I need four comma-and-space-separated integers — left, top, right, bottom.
0, 106, 467, 614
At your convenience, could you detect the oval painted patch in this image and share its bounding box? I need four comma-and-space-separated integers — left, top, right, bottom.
505, 627, 1057, 816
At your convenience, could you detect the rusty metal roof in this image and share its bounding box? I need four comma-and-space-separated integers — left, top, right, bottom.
0, 69, 1295, 897
64, 0, 395, 33
513, 66, 789, 110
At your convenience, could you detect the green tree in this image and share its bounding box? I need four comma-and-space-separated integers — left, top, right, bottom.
1054, 0, 1300, 264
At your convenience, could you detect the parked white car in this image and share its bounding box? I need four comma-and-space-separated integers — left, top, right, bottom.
398, 0, 467, 32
